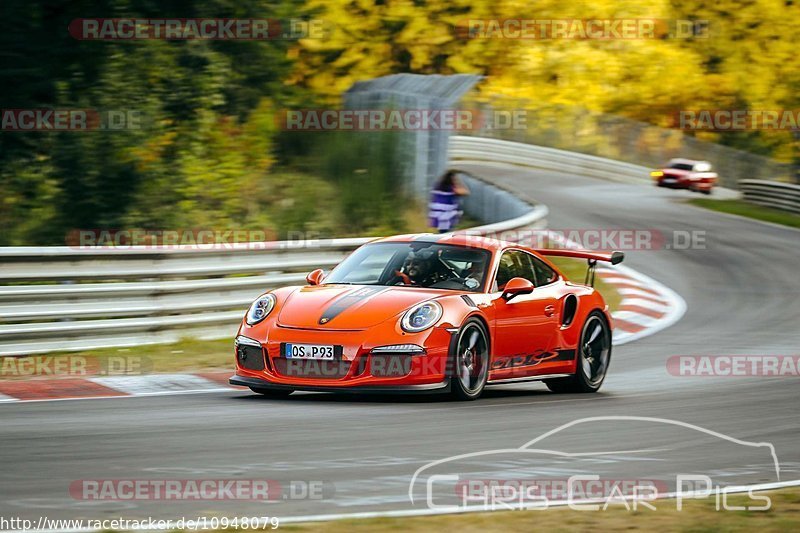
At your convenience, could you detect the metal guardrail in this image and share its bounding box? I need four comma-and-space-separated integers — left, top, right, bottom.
740, 180, 800, 215
0, 166, 548, 356
449, 135, 651, 184
460, 100, 797, 187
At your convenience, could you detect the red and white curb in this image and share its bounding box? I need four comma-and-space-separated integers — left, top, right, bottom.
597, 264, 687, 346
0, 371, 237, 403
543, 229, 686, 346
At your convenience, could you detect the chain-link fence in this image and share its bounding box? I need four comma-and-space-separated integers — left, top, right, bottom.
344, 74, 482, 198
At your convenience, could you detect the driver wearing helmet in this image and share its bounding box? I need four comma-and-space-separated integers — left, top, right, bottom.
394, 249, 438, 286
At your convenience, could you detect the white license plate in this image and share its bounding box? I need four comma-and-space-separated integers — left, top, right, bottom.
662, 178, 676, 183
284, 343, 336, 360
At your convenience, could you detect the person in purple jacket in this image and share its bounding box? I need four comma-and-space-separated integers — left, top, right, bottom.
428, 170, 471, 233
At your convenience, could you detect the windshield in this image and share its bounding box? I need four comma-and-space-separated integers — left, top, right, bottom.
668, 162, 695, 171
324, 242, 492, 292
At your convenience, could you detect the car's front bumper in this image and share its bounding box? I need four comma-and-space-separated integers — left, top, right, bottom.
230, 374, 451, 394
232, 322, 457, 390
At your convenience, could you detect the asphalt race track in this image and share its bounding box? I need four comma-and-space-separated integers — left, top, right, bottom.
2, 165, 799, 522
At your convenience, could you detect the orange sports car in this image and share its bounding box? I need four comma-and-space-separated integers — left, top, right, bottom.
230, 233, 623, 400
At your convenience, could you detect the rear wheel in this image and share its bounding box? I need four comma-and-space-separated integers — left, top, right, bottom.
546, 312, 611, 393
450, 319, 489, 400
250, 387, 293, 398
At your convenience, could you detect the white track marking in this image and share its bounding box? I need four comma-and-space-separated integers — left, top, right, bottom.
88, 374, 223, 395
598, 275, 647, 287
611, 311, 661, 328
0, 388, 241, 404
615, 287, 666, 300
0, 392, 17, 402
281, 480, 800, 524
617, 297, 671, 312
606, 265, 687, 345
612, 330, 634, 343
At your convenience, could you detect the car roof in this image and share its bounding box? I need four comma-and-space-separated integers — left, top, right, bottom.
667, 158, 711, 166
370, 232, 510, 253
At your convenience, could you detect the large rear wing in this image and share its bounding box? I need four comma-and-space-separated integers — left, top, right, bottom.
533, 249, 624, 265
534, 249, 624, 286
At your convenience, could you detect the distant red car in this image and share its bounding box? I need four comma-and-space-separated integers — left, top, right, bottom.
230, 233, 623, 400
651, 158, 717, 194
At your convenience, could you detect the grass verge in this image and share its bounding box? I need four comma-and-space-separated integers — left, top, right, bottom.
689, 198, 800, 229
549, 257, 623, 312
283, 487, 800, 533
0, 338, 234, 380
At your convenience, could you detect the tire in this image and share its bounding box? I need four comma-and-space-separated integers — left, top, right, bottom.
450, 319, 490, 401
249, 387, 293, 398
702, 188, 712, 195
545, 311, 611, 393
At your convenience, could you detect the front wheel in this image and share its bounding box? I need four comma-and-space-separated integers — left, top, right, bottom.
450, 319, 490, 400
546, 312, 611, 393
250, 387, 293, 398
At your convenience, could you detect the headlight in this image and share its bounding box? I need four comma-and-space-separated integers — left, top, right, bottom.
246, 294, 276, 325
401, 301, 443, 333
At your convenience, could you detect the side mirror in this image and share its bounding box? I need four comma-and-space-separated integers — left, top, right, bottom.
306, 269, 325, 286
502, 277, 534, 301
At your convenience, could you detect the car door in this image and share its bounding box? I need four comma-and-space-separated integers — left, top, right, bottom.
489, 249, 561, 381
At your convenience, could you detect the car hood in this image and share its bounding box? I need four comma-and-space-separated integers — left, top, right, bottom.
276, 285, 446, 330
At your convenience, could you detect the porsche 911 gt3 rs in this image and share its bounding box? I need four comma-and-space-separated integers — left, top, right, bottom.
230, 233, 623, 400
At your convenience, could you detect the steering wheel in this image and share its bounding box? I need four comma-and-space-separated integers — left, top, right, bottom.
392, 270, 413, 285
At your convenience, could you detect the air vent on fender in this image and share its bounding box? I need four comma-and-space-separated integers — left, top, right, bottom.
562, 294, 578, 327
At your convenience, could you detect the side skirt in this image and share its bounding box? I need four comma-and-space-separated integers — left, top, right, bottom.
486, 373, 573, 386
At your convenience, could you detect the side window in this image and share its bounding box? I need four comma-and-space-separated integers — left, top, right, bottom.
529, 255, 558, 286
494, 252, 516, 291
494, 250, 537, 290
512, 251, 538, 285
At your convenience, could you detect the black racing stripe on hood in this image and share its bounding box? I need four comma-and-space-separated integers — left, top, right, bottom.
318, 286, 387, 325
